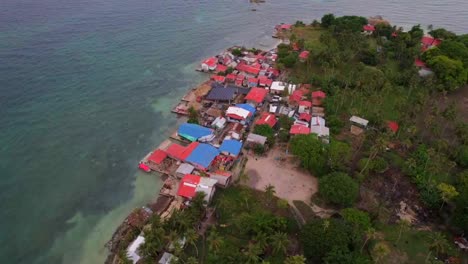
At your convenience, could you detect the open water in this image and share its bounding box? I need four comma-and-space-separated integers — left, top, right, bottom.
0, 0, 466, 263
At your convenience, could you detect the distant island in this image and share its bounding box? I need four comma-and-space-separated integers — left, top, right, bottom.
106, 14, 468, 264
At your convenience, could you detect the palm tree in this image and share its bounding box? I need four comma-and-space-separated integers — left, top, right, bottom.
185, 257, 198, 264
428, 232, 450, 256
245, 242, 262, 264
284, 255, 307, 264
264, 184, 276, 206
185, 229, 200, 256
253, 232, 269, 252
207, 228, 223, 255
396, 219, 411, 243
371, 242, 390, 262
361, 227, 377, 253
269, 232, 289, 254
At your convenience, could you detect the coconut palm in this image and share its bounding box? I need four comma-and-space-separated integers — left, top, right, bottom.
396, 219, 411, 243
269, 232, 289, 254
361, 227, 377, 253
207, 228, 223, 255
185, 229, 200, 256
284, 255, 307, 264
428, 232, 450, 256
253, 231, 269, 252
244, 242, 262, 264
371, 242, 390, 262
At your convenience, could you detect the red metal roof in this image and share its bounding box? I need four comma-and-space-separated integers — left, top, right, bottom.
290, 90, 303, 103
299, 100, 312, 107
211, 75, 225, 83
299, 51, 310, 59
139, 163, 151, 172
216, 64, 228, 73
202, 57, 217, 67
255, 112, 277, 128
391, 32, 398, 37
258, 76, 273, 86
414, 58, 427, 68
177, 174, 201, 198
290, 125, 310, 135
226, 73, 237, 81
148, 149, 167, 165
363, 24, 375, 31
166, 142, 199, 161
311, 90, 326, 99
387, 121, 399, 133
421, 36, 442, 47
248, 77, 258, 84
245, 87, 268, 103
280, 24, 292, 30
299, 113, 312, 122
236, 63, 261, 76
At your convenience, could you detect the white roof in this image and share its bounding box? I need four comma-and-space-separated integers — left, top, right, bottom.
350, 116, 369, 126
212, 116, 227, 129
311, 117, 326, 127
247, 133, 267, 145
196, 177, 218, 201
270, 81, 286, 91
287, 84, 297, 94
158, 252, 175, 264
226, 106, 250, 119
176, 163, 195, 175
269, 104, 278, 113
310, 126, 330, 137
127, 235, 145, 264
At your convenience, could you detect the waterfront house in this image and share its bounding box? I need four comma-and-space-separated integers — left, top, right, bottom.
255, 112, 277, 128
177, 123, 215, 142
201, 57, 218, 71
185, 143, 220, 170
127, 235, 145, 264
177, 174, 218, 203
175, 163, 195, 179
244, 87, 268, 106
166, 142, 199, 162
147, 149, 168, 170
215, 64, 228, 73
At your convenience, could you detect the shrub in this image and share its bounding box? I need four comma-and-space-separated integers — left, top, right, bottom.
319, 172, 359, 207
456, 145, 468, 168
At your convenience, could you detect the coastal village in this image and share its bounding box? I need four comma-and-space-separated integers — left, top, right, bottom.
106, 15, 468, 264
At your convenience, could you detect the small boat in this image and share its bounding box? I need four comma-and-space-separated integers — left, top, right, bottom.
138, 163, 151, 172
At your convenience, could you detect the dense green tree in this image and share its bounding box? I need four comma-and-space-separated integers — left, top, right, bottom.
290, 134, 328, 176
328, 140, 352, 171
427, 55, 467, 91
300, 218, 353, 263
319, 172, 359, 207
232, 48, 242, 57
187, 106, 199, 124
269, 232, 289, 254
254, 124, 275, 146
333, 16, 368, 33
438, 40, 468, 66
456, 145, 468, 168
207, 228, 223, 255
429, 28, 457, 40
321, 13, 335, 28
427, 232, 450, 256
341, 208, 371, 232
284, 255, 306, 264
437, 183, 459, 209
324, 247, 371, 264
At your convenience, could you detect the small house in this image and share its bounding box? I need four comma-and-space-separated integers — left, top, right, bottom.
211, 75, 225, 84
201, 57, 218, 71
290, 124, 310, 135
299, 51, 310, 62
349, 115, 369, 135
255, 112, 277, 128
219, 139, 243, 158
175, 163, 195, 179
244, 87, 268, 106
177, 123, 215, 142
421, 36, 442, 51
235, 74, 245, 86
226, 104, 256, 125
258, 75, 273, 87
289, 90, 304, 105
211, 116, 227, 130
165, 142, 199, 162
215, 64, 228, 73
185, 143, 220, 170
236, 63, 261, 77
311, 90, 326, 106
247, 77, 259, 88
177, 174, 218, 203
226, 73, 237, 83
209, 170, 232, 188
246, 133, 267, 146
270, 81, 296, 95
310, 125, 330, 144
298, 100, 312, 114
147, 149, 168, 170
362, 24, 375, 35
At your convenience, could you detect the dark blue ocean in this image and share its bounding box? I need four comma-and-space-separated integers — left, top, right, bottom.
0, 0, 466, 263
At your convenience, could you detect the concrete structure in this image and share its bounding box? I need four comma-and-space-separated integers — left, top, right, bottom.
126, 235, 145, 263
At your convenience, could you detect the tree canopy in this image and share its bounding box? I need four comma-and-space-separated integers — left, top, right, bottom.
319, 172, 359, 207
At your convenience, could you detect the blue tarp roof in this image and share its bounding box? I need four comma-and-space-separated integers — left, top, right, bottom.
206, 86, 237, 101
219, 140, 242, 156
186, 144, 219, 169
236, 104, 256, 115
178, 123, 213, 141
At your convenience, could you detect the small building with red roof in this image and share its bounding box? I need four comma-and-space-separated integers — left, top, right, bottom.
414, 58, 427, 68
290, 124, 310, 135
215, 64, 228, 73
166, 142, 199, 161
245, 87, 268, 105
387, 121, 399, 133
236, 63, 261, 76
363, 24, 376, 33
289, 90, 304, 105
299, 113, 312, 123
258, 75, 273, 87
299, 51, 310, 62
312, 90, 326, 106
148, 149, 167, 167
201, 57, 218, 71
226, 73, 237, 83
235, 74, 245, 86
211, 75, 225, 83
177, 174, 218, 202
298, 100, 312, 114
421, 36, 442, 51
247, 77, 259, 88
255, 112, 277, 128
280, 24, 292, 30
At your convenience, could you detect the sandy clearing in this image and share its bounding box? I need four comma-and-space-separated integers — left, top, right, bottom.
244, 146, 318, 203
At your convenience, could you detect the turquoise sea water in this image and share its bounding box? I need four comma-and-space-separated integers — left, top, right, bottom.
0, 0, 467, 263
